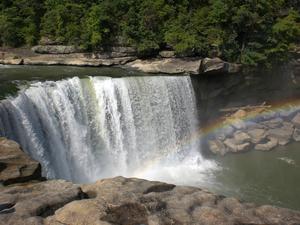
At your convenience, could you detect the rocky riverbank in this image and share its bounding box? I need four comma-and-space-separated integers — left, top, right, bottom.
1, 138, 300, 225
207, 103, 300, 155
0, 46, 241, 75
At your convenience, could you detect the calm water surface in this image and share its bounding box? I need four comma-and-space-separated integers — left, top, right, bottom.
211, 142, 300, 210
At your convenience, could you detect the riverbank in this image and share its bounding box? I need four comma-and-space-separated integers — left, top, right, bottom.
1, 138, 300, 225
0, 47, 242, 75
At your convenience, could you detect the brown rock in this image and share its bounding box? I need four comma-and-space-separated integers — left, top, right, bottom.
267, 123, 294, 145
255, 137, 278, 151
200, 57, 241, 74
233, 130, 251, 144
1, 177, 300, 225
0, 180, 86, 225
292, 113, 300, 128
0, 138, 42, 185
127, 58, 202, 74
293, 128, 300, 141
247, 128, 267, 144
208, 139, 228, 155
224, 138, 250, 152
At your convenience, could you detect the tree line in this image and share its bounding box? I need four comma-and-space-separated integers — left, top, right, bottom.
0, 0, 299, 66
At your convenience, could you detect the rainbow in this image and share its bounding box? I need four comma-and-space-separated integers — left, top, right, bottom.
133, 97, 300, 178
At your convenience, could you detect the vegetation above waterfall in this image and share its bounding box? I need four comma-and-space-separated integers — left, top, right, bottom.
0, 0, 299, 66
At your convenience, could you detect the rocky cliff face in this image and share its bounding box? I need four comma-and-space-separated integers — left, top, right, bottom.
1, 138, 300, 225
0, 47, 241, 75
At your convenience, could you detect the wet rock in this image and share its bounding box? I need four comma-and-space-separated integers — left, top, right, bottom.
215, 125, 235, 140
127, 58, 202, 74
208, 140, 227, 155
244, 121, 265, 129
267, 123, 294, 145
233, 130, 251, 144
247, 128, 267, 144
279, 108, 297, 119
0, 180, 86, 225
224, 138, 250, 152
255, 137, 278, 151
262, 117, 284, 129
0, 138, 42, 185
293, 128, 300, 141
292, 113, 300, 128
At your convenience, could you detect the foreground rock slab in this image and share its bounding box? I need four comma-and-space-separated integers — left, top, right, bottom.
1, 177, 299, 225
0, 138, 42, 185
0, 180, 86, 225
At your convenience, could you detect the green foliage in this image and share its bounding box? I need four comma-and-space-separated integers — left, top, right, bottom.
0, 0, 299, 66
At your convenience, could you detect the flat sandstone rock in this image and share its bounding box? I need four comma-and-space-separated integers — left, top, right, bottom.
1, 177, 299, 225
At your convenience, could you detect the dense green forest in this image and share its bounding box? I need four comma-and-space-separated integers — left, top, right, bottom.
0, 0, 299, 66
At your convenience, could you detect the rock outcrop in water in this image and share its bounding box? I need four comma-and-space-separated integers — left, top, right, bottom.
208, 106, 300, 155
1, 176, 300, 225
0, 138, 42, 185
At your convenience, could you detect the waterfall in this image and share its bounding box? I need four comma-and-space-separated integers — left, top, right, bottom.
0, 76, 215, 183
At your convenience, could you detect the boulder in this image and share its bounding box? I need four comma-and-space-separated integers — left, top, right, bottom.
208, 140, 227, 155
267, 123, 294, 145
127, 58, 202, 74
215, 125, 235, 140
159, 50, 175, 58
233, 130, 251, 144
0, 137, 42, 185
247, 128, 267, 144
0, 180, 86, 225
292, 113, 300, 128
244, 121, 265, 129
255, 137, 278, 151
200, 57, 241, 74
31, 45, 79, 54
262, 117, 284, 129
224, 138, 250, 152
293, 128, 300, 141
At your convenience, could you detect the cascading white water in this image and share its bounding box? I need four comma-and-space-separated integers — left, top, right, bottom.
0, 76, 216, 184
